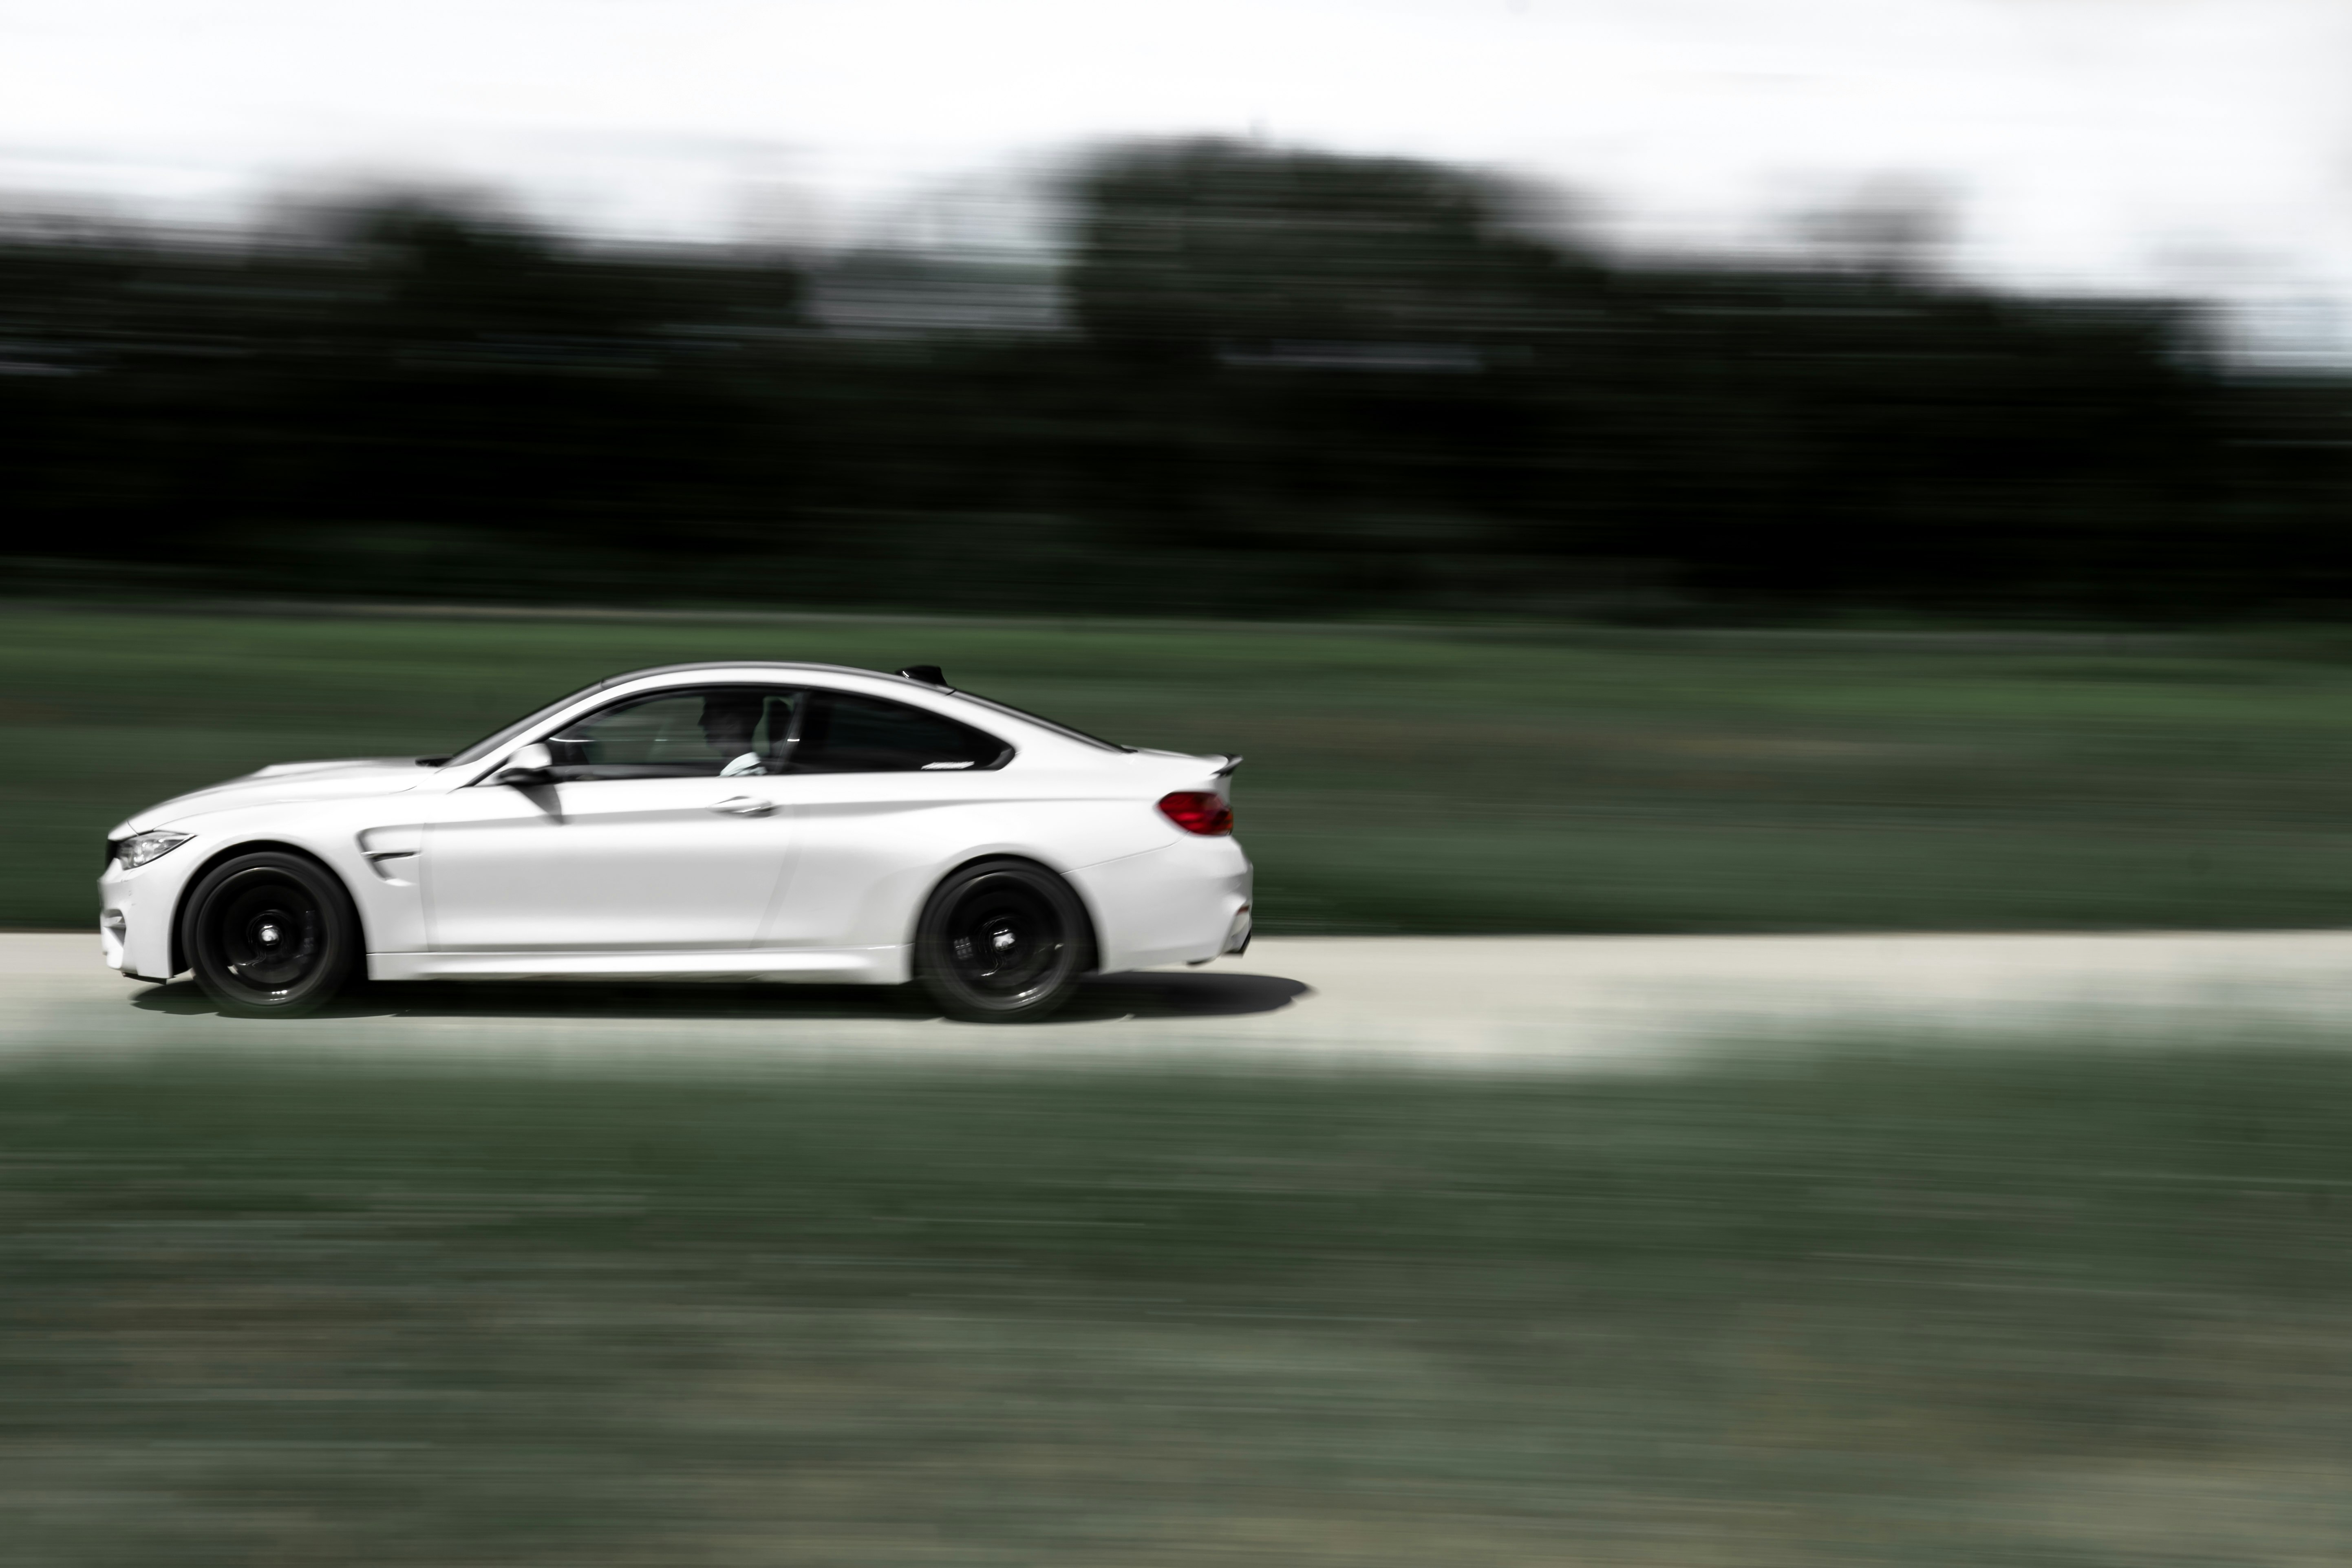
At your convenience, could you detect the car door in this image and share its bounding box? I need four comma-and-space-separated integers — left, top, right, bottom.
424, 685, 801, 952
758, 688, 1018, 950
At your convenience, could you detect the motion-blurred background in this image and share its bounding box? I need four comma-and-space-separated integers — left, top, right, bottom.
11, 3, 2352, 937
10, 2, 2352, 621
15, 4, 2352, 1564
8, 137, 2352, 619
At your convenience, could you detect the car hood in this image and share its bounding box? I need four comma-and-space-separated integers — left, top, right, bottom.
113, 757, 435, 834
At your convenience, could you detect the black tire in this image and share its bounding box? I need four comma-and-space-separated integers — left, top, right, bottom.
182, 851, 360, 1017
913, 859, 1092, 1023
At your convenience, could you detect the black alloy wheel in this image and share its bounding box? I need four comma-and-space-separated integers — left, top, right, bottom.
913, 859, 1092, 1023
182, 851, 360, 1017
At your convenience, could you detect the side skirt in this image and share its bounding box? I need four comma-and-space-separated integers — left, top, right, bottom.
367, 946, 911, 985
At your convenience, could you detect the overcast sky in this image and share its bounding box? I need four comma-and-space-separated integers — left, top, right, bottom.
5, 0, 2351, 349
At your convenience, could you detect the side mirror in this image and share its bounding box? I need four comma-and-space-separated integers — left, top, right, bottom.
490, 741, 556, 787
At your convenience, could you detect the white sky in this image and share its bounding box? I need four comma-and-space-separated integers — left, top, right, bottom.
5, 0, 2351, 350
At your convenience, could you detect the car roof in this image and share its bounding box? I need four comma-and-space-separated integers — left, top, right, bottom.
596, 661, 934, 691
444, 660, 1147, 770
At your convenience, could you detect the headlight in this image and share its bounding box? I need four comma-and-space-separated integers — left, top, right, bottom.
111, 830, 192, 871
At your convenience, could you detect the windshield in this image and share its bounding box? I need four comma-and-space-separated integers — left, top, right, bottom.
949, 689, 1135, 753
441, 679, 613, 767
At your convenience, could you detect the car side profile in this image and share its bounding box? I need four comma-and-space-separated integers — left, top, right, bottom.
98, 663, 1252, 1021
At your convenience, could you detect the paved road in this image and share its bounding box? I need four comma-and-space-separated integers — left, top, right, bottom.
9, 929, 2352, 1072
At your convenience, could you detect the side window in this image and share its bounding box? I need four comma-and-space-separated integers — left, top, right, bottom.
791, 692, 1010, 774
545, 687, 799, 781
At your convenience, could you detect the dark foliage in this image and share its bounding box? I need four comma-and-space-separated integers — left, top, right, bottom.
5, 141, 2349, 617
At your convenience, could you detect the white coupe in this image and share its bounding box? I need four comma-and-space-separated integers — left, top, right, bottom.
99, 662, 1253, 1020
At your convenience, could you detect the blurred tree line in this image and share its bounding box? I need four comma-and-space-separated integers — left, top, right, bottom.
4, 139, 2350, 619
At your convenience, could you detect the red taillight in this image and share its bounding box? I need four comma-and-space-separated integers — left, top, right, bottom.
1157, 790, 1233, 836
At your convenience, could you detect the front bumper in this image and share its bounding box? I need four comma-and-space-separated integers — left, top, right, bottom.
98, 856, 185, 981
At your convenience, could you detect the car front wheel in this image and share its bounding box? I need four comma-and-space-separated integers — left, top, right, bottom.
182, 851, 360, 1017
913, 859, 1092, 1023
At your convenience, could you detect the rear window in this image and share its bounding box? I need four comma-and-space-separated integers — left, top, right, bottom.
792, 692, 1012, 773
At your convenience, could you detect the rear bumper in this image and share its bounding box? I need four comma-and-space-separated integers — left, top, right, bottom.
1221, 902, 1253, 957
1071, 836, 1253, 972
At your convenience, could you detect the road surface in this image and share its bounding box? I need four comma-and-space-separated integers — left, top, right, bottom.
8, 929, 2352, 1072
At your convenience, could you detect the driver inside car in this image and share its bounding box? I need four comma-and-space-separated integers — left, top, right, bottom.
699, 692, 767, 777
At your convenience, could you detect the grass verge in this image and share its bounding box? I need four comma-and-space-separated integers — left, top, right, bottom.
18, 602, 2352, 932
7, 1044, 2352, 1564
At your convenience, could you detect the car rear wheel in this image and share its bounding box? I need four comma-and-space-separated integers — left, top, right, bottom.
913, 859, 1091, 1023
183, 851, 359, 1017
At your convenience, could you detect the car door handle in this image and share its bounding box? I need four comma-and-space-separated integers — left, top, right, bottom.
706, 796, 774, 817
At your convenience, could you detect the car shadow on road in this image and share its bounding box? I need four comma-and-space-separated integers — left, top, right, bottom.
130, 968, 1312, 1025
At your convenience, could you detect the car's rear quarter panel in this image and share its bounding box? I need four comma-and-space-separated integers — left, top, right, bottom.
768, 774, 1179, 954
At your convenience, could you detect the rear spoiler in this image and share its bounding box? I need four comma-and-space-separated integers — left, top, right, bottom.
1214, 754, 1244, 778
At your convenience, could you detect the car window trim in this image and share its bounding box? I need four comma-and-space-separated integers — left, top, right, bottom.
463, 681, 801, 786
463, 681, 1015, 784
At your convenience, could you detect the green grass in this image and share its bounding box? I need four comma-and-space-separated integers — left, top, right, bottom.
16, 602, 2352, 932
9, 1045, 2352, 1564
